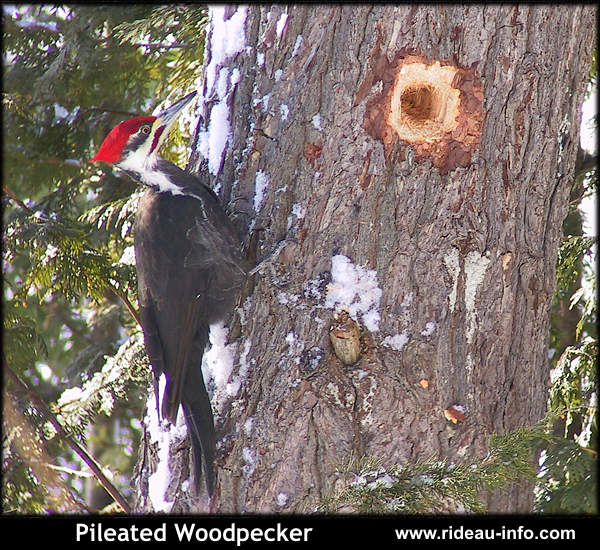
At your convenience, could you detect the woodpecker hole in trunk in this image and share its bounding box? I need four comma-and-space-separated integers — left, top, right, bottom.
362, 54, 483, 173
389, 61, 460, 143
400, 84, 435, 124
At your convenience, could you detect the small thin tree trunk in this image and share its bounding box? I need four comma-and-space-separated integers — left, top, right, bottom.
134, 4, 595, 513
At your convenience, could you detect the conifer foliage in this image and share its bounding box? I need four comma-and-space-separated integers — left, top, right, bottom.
3, 5, 206, 512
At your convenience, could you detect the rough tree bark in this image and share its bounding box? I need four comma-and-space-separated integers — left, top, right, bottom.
133, 5, 595, 513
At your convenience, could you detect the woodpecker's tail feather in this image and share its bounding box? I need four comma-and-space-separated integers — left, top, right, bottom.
180, 331, 216, 497
182, 389, 216, 496
159, 324, 216, 497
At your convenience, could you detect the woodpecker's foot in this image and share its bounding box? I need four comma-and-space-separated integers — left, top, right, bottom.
248, 236, 297, 276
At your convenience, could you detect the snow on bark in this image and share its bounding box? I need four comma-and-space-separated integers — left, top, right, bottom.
195, 6, 248, 177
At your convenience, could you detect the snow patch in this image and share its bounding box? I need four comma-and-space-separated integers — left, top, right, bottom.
204, 6, 247, 92
383, 332, 410, 351
311, 113, 322, 131
196, 6, 248, 176
276, 12, 288, 39
145, 374, 190, 513
253, 93, 271, 112
242, 446, 257, 476
421, 321, 436, 337
292, 34, 304, 57
243, 417, 254, 436
325, 255, 382, 332
287, 202, 306, 230
253, 170, 269, 211
119, 245, 136, 266
202, 322, 236, 395
280, 103, 289, 120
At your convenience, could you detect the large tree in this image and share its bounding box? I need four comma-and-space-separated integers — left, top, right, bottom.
131, 5, 595, 513
4, 5, 593, 516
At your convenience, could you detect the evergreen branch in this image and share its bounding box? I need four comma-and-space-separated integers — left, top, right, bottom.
107, 284, 141, 327
320, 426, 548, 514
3, 390, 88, 513
53, 333, 149, 433
3, 184, 34, 214
5, 362, 132, 513
4, 183, 141, 326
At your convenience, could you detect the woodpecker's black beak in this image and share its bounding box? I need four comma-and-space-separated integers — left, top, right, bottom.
156, 91, 197, 128
149, 91, 197, 154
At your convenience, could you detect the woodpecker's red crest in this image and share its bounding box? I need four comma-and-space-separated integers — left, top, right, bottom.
91, 91, 197, 167
91, 116, 156, 164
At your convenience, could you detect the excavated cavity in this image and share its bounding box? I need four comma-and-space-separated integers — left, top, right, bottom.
389, 61, 460, 143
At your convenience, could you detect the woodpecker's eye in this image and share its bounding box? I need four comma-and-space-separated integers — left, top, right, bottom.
140, 125, 151, 135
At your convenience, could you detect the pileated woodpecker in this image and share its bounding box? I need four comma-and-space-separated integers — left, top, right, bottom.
91, 91, 247, 496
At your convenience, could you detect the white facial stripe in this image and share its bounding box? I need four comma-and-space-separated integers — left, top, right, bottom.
118, 147, 156, 174
142, 169, 185, 195
118, 151, 183, 195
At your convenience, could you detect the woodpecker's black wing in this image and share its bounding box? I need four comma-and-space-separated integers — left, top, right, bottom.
134, 167, 246, 496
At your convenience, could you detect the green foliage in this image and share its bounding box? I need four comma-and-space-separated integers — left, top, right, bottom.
2, 5, 207, 513
113, 6, 208, 99
554, 236, 594, 301
52, 333, 150, 437
321, 426, 550, 514
538, 101, 597, 513
535, 437, 597, 514
3, 301, 48, 370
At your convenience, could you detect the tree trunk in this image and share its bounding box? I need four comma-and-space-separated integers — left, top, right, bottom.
133, 5, 595, 513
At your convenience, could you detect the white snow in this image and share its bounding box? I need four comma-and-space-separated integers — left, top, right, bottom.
291, 203, 306, 219
243, 417, 254, 436
287, 202, 306, 230
292, 34, 304, 57
311, 113, 322, 131
421, 321, 436, 337
204, 6, 248, 92
202, 325, 253, 411
54, 103, 69, 121
200, 98, 231, 176
253, 170, 269, 211
202, 322, 236, 399
42, 243, 59, 265
280, 103, 289, 120
276, 12, 288, 39
215, 66, 230, 98
383, 332, 409, 351
276, 492, 289, 506
285, 331, 296, 347
146, 374, 177, 513
242, 446, 257, 476
278, 291, 300, 305
253, 93, 271, 112
325, 254, 383, 332
118, 245, 136, 266
238, 339, 253, 379
196, 6, 248, 176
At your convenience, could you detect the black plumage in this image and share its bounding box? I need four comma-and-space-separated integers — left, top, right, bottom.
133, 160, 247, 496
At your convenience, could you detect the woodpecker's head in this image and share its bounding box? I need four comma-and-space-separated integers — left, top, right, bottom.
91, 91, 197, 172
